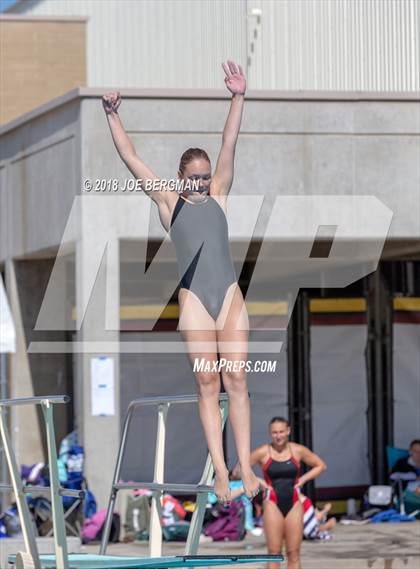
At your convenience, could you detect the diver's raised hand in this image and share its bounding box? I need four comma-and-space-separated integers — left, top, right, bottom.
102, 91, 121, 115
222, 60, 246, 95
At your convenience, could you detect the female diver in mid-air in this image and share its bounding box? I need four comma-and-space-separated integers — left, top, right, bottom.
103, 60, 260, 504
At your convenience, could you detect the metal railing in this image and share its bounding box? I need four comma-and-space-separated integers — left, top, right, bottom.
0, 394, 229, 568
0, 396, 72, 569
99, 393, 228, 557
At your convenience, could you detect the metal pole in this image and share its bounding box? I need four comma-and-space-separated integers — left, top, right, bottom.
0, 353, 8, 511
0, 407, 41, 569
366, 268, 390, 485
99, 403, 135, 555
287, 315, 297, 433
302, 292, 313, 449
185, 399, 228, 555
149, 403, 169, 557
296, 294, 304, 444
384, 292, 394, 448
301, 292, 315, 501
41, 401, 69, 569
373, 270, 385, 483
365, 275, 375, 485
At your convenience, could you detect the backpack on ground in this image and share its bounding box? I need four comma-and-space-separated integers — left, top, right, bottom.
124, 494, 150, 541
82, 508, 120, 543
162, 521, 190, 541
204, 502, 245, 542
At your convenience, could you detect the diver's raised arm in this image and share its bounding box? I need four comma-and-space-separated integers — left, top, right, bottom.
102, 91, 164, 204
211, 61, 246, 197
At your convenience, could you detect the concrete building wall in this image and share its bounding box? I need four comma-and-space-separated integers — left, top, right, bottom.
0, 16, 86, 124
13, 259, 73, 447
5, 0, 420, 91
0, 96, 81, 259
87, 93, 420, 241
0, 93, 82, 477
4, 88, 419, 258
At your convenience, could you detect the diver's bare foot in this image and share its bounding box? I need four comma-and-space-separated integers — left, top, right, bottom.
241, 467, 260, 499
214, 469, 231, 505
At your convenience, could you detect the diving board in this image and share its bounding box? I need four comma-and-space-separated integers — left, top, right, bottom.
11, 554, 284, 569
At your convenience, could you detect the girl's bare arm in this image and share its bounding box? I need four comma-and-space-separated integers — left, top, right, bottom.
294, 444, 327, 488
211, 61, 246, 197
103, 91, 165, 204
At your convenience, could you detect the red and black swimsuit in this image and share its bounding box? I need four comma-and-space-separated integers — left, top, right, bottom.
262, 444, 300, 517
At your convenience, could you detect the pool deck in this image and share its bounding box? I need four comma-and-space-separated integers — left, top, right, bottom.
83, 522, 420, 569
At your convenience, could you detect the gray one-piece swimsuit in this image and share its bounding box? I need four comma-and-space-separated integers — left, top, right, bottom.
169, 195, 237, 320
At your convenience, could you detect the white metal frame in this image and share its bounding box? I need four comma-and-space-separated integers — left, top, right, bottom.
99, 394, 229, 557
0, 394, 229, 568
0, 396, 80, 569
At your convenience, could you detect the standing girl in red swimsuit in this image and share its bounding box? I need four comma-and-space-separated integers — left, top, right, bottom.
249, 417, 326, 569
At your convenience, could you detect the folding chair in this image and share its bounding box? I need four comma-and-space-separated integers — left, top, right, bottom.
386, 445, 409, 515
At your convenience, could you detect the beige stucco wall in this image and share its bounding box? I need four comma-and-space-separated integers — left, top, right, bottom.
0, 16, 86, 124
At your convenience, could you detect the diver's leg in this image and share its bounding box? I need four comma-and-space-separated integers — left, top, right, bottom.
216, 283, 260, 498
178, 288, 230, 503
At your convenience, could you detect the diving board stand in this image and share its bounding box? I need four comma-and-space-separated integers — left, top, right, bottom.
1, 394, 228, 567
0, 396, 74, 569
1, 394, 284, 569
99, 393, 229, 557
